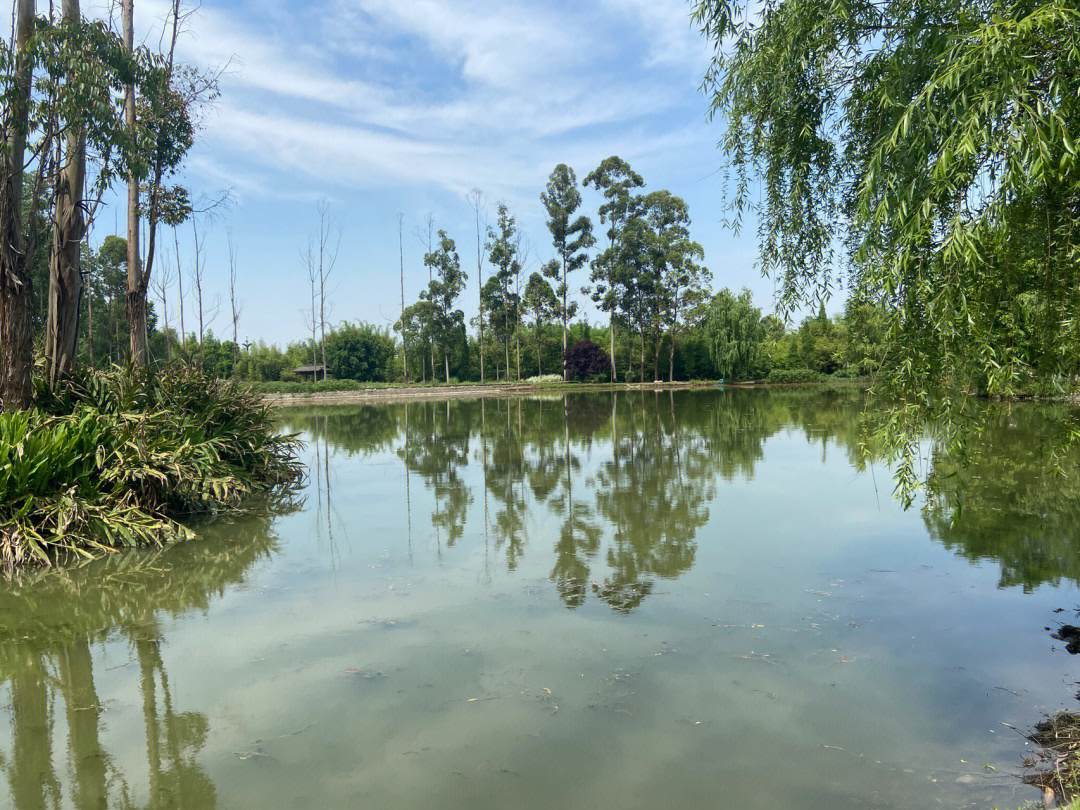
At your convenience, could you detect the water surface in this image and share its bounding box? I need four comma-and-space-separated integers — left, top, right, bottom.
2, 389, 1078, 809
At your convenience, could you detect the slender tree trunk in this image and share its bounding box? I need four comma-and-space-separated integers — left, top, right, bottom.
87, 267, 95, 366
536, 319, 543, 376
0, 0, 35, 410
561, 258, 568, 381
609, 314, 617, 382
398, 215, 407, 380
444, 351, 450, 383
669, 331, 675, 382
653, 321, 661, 382
173, 229, 185, 354
122, 0, 148, 366
45, 0, 88, 387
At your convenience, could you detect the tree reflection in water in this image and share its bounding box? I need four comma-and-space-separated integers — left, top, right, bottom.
0, 502, 296, 809
282, 388, 1080, 606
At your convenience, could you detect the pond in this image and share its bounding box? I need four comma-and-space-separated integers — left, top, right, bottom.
1, 388, 1078, 809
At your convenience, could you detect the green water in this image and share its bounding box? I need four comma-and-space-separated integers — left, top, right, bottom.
2, 388, 1078, 809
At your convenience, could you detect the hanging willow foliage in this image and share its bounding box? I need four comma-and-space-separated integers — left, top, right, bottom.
692, 0, 1080, 503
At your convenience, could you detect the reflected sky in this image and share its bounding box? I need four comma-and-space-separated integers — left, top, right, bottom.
1, 389, 1077, 809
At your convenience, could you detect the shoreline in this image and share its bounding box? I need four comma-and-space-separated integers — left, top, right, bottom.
262, 379, 866, 407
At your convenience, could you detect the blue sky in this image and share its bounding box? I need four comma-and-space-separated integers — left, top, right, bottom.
86, 0, 819, 346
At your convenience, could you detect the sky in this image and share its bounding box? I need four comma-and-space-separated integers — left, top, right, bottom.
84, 0, 824, 347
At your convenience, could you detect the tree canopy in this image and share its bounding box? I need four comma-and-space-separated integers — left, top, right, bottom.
692, 0, 1080, 500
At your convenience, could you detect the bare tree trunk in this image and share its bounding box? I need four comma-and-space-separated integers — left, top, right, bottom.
173, 228, 186, 354
653, 321, 661, 382
467, 190, 485, 383
0, 0, 35, 410
536, 318, 543, 376
609, 314, 617, 382
227, 233, 240, 375
86, 262, 95, 367
669, 332, 676, 382
444, 352, 450, 383
45, 0, 87, 387
561, 258, 568, 381
121, 0, 148, 366
398, 214, 407, 381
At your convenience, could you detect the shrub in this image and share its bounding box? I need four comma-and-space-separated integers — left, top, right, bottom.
324, 322, 396, 382
765, 368, 827, 384
564, 340, 610, 381
0, 364, 303, 568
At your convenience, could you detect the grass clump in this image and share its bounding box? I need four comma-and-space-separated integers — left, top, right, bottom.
0, 364, 303, 568
1021, 704, 1080, 806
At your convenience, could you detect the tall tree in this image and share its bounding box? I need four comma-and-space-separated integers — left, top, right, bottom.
662, 253, 711, 381
227, 231, 241, 374
540, 164, 594, 380
486, 203, 522, 381
397, 213, 407, 381
44, 0, 87, 387
522, 271, 558, 377
422, 230, 466, 383
643, 190, 702, 381
584, 156, 644, 381
466, 189, 486, 383
125, 0, 205, 367
0, 0, 36, 409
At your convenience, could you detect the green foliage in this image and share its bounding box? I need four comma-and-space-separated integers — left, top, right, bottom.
703, 288, 766, 380
324, 322, 395, 382
693, 0, 1080, 500
765, 368, 827, 384
0, 365, 302, 567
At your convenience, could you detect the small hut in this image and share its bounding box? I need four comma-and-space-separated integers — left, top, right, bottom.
292, 364, 327, 381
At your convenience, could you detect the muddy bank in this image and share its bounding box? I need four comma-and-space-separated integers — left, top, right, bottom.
263, 380, 725, 407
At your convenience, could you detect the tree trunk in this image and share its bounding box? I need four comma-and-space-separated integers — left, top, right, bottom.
87, 267, 95, 367
46, 0, 87, 387
536, 320, 543, 376
561, 257, 568, 381
444, 352, 450, 383
653, 322, 661, 382
609, 314, 617, 382
122, 0, 147, 366
0, 0, 35, 410
669, 332, 675, 382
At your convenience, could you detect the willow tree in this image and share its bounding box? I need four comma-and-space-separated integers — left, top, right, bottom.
693, 0, 1080, 501
540, 164, 593, 380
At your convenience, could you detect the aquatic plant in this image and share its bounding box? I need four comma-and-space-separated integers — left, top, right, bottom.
0, 364, 303, 567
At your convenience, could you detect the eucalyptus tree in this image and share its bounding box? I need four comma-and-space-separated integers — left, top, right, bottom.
2, 2, 140, 401
643, 190, 702, 380
540, 164, 594, 380
662, 253, 711, 381
693, 0, 1080, 500
485, 203, 522, 380
584, 156, 644, 381
0, 0, 38, 408
124, 0, 215, 368
422, 230, 467, 383
522, 271, 558, 376
466, 189, 486, 382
